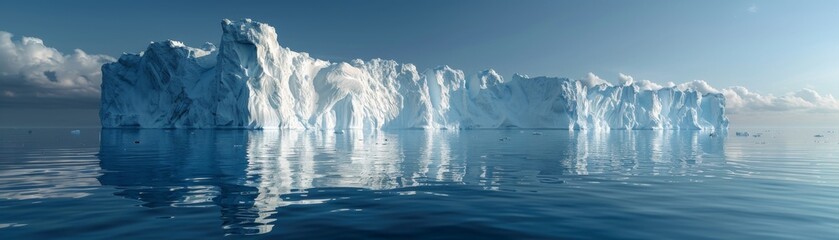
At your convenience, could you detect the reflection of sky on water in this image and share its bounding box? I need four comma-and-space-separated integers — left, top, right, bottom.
94, 129, 725, 235
0, 130, 101, 200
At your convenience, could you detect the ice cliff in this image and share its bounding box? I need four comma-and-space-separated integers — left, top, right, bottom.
100, 19, 728, 130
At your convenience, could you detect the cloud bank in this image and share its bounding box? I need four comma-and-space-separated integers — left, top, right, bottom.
722, 87, 839, 113
587, 73, 839, 114
0, 31, 114, 108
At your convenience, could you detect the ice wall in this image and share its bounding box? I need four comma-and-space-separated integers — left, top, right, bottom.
100, 19, 728, 130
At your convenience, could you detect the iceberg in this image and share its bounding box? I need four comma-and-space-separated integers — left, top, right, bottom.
100, 19, 728, 131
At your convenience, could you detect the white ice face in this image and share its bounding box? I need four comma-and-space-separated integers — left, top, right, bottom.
100, 19, 728, 131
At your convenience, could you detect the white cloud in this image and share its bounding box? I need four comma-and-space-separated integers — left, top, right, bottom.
633, 80, 662, 91
676, 80, 720, 94
747, 4, 758, 13
588, 73, 839, 114
722, 87, 839, 113
615, 73, 664, 91
581, 72, 612, 88
0, 31, 114, 108
618, 73, 634, 86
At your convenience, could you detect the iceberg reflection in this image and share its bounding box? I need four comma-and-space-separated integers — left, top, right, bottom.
97, 129, 725, 235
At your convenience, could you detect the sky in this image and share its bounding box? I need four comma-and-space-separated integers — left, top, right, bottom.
1, 0, 838, 127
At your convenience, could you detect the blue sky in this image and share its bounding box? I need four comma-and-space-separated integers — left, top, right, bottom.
1, 0, 838, 126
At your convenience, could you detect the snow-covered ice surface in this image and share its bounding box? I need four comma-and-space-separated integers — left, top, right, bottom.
100, 19, 728, 130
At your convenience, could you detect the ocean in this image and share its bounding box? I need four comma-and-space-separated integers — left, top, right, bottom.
1, 128, 838, 239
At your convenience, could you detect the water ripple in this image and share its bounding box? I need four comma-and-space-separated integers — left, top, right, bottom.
0, 128, 838, 239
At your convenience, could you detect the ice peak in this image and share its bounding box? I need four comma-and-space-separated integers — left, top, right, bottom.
220, 18, 279, 46
479, 69, 501, 79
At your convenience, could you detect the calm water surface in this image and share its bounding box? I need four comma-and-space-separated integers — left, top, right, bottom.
1, 128, 838, 239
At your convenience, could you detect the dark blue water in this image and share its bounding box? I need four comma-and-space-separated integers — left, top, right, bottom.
1, 128, 838, 239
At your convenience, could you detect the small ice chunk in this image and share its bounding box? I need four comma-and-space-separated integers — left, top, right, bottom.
70, 130, 81, 135
814, 134, 825, 138
735, 131, 750, 137
0, 223, 27, 228
532, 132, 543, 135
334, 130, 344, 134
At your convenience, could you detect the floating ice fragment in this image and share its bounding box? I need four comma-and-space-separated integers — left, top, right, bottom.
0, 223, 27, 228
70, 130, 81, 135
